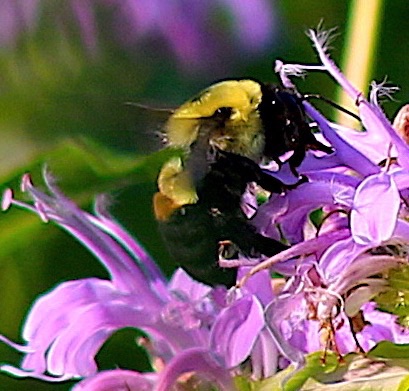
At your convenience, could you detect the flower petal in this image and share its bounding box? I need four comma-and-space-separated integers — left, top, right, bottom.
210, 295, 264, 368
18, 278, 159, 378
351, 172, 399, 245
250, 327, 279, 380
72, 369, 156, 391
237, 268, 274, 306
168, 268, 212, 300
265, 294, 306, 366
319, 236, 368, 280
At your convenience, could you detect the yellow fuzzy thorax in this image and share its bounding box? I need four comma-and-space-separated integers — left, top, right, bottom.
156, 79, 265, 216
165, 79, 264, 160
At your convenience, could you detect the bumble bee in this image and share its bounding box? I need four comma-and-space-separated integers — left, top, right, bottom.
153, 79, 331, 287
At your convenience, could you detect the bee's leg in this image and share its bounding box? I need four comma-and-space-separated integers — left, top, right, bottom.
288, 148, 305, 177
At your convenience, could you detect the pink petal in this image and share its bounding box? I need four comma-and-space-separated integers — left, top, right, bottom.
351, 172, 399, 245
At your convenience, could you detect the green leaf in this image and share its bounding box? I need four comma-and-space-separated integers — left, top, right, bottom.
234, 376, 253, 391
1, 137, 179, 199
374, 265, 409, 326
309, 208, 324, 229
283, 352, 339, 391
369, 341, 409, 359
388, 266, 409, 291
235, 353, 409, 391
234, 369, 295, 391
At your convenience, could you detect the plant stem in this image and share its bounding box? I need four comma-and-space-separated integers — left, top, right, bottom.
336, 0, 384, 127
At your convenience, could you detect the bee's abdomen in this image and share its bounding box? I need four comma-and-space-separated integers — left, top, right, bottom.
157, 203, 238, 287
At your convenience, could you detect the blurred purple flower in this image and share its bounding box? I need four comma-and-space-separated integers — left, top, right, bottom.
0, 0, 277, 69
0, 0, 39, 47
0, 171, 284, 390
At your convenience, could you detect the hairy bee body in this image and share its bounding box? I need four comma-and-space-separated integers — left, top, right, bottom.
154, 79, 331, 286
155, 150, 288, 286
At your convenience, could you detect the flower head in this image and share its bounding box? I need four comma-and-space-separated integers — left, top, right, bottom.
3, 26, 409, 390
0, 170, 283, 389
238, 27, 409, 366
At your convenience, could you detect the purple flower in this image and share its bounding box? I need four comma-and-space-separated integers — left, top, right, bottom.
227, 27, 409, 369
3, 25, 409, 390
0, 170, 281, 390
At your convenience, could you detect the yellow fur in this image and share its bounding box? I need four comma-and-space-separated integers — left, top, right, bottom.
157, 79, 265, 211
165, 80, 264, 159
157, 157, 198, 206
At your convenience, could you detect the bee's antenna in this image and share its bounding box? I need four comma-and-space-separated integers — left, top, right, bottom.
303, 94, 361, 121
124, 101, 174, 113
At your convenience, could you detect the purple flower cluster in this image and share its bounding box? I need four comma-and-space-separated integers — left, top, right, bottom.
2, 28, 409, 390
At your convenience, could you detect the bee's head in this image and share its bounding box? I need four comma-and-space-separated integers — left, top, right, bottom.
256, 84, 308, 159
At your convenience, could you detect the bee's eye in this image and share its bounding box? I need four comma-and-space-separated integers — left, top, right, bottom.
213, 106, 233, 120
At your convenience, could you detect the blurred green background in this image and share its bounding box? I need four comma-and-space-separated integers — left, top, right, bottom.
0, 1, 407, 389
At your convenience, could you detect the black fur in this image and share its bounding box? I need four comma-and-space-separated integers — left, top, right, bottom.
158, 151, 288, 287
157, 80, 332, 287
259, 83, 332, 172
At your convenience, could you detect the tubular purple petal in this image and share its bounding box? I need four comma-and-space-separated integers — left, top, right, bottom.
307, 28, 360, 100
303, 102, 379, 176
333, 255, 403, 301
394, 219, 409, 241
236, 268, 274, 307
0, 365, 73, 382
0, 336, 34, 353
1, 189, 13, 211
307, 28, 409, 173
327, 123, 392, 165
239, 229, 350, 287
359, 101, 409, 171
18, 278, 157, 378
90, 201, 169, 297
168, 268, 212, 300
51, 220, 157, 295
16, 173, 164, 296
